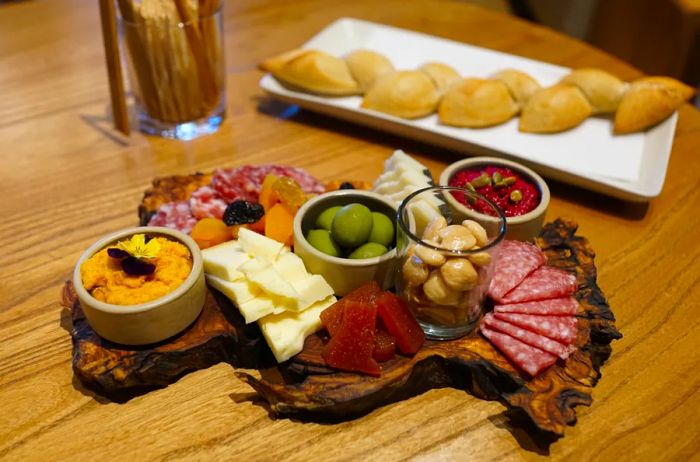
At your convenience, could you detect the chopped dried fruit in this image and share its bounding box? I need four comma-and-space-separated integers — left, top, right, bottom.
222, 200, 265, 226
272, 176, 308, 213
376, 292, 425, 355
264, 203, 295, 245
190, 217, 231, 249
373, 323, 396, 362
322, 300, 380, 376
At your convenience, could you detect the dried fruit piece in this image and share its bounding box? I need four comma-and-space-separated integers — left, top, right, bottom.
376, 292, 425, 355
322, 300, 380, 376
190, 217, 231, 249
264, 203, 295, 245
222, 200, 265, 226
320, 281, 382, 337
259, 174, 280, 211
272, 176, 307, 213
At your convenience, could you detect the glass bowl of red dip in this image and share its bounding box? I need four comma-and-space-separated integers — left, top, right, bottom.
439, 157, 550, 241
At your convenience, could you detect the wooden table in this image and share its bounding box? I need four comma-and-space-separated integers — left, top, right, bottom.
1, 0, 699, 460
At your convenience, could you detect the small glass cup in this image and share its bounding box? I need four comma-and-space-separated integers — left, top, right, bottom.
396, 186, 506, 340
117, 2, 226, 140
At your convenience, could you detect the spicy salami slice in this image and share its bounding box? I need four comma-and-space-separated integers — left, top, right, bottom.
212, 165, 324, 203
482, 313, 573, 359
147, 200, 198, 234
480, 326, 558, 376
494, 297, 579, 316
493, 312, 577, 344
500, 266, 577, 303
189, 185, 228, 220
488, 240, 546, 302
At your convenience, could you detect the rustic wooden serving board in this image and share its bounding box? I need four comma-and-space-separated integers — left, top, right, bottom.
66, 218, 620, 435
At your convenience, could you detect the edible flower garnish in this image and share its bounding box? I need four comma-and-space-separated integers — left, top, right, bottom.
107, 234, 161, 276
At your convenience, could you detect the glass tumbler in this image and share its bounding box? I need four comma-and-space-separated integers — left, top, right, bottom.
117, 1, 226, 140
396, 186, 506, 340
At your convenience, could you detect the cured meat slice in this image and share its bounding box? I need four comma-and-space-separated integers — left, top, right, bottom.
482, 313, 573, 359
501, 266, 577, 303
189, 185, 229, 220
493, 312, 577, 344
147, 200, 198, 234
212, 165, 324, 203
494, 297, 579, 316
488, 240, 545, 302
480, 326, 558, 376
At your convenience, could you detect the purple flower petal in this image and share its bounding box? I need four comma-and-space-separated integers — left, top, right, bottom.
108, 248, 130, 259
122, 257, 156, 276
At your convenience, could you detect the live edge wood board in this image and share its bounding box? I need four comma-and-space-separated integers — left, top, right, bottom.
66, 218, 621, 436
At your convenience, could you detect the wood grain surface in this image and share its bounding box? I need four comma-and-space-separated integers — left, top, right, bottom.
1, 0, 699, 460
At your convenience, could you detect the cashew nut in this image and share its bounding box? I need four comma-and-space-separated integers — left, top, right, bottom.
422, 216, 447, 241
438, 225, 477, 251
467, 247, 492, 267
461, 220, 488, 247
423, 270, 462, 305
402, 255, 429, 286
439, 258, 478, 291
415, 244, 446, 266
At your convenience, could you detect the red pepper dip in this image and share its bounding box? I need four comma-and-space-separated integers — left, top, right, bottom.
448, 166, 540, 217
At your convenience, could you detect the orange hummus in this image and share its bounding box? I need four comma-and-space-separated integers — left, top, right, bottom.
80, 237, 192, 305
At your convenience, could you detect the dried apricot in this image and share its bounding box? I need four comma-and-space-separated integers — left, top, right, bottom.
264, 203, 294, 246
191, 218, 231, 249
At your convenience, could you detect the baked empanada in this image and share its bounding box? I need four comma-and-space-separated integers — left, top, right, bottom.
260, 49, 360, 96
345, 49, 394, 91
560, 68, 626, 113
438, 78, 518, 128
614, 76, 695, 134
519, 84, 593, 133
491, 69, 541, 105
420, 62, 461, 93
361, 71, 440, 119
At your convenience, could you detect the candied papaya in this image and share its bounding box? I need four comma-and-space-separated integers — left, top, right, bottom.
372, 322, 396, 362
320, 281, 382, 337
322, 300, 380, 376
376, 292, 425, 355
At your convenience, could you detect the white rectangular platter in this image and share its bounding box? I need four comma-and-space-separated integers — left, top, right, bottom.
259, 18, 677, 201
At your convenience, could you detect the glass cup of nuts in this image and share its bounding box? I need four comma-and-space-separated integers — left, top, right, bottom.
396, 186, 506, 340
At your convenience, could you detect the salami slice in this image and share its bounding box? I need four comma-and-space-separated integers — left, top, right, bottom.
482, 313, 573, 359
189, 185, 228, 220
212, 165, 324, 203
480, 326, 558, 376
147, 201, 198, 234
500, 266, 576, 303
494, 297, 579, 316
488, 240, 546, 302
493, 312, 577, 344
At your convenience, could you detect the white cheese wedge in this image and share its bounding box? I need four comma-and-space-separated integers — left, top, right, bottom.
237, 294, 295, 323
239, 257, 301, 303
409, 198, 443, 236
205, 274, 260, 305
257, 295, 337, 362
201, 241, 251, 281
292, 274, 335, 311
274, 252, 309, 284
237, 227, 286, 262
385, 149, 428, 173
373, 179, 403, 195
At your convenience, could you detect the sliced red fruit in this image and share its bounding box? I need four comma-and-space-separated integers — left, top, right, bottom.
322, 300, 380, 376
372, 322, 396, 362
376, 292, 425, 355
320, 281, 382, 337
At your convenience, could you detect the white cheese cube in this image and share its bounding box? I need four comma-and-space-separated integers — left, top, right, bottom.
201, 241, 251, 281
205, 274, 260, 305
292, 274, 335, 311
237, 227, 286, 262
274, 252, 308, 284
258, 295, 337, 362
239, 257, 300, 303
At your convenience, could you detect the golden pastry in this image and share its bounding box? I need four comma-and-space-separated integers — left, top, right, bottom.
420, 62, 461, 93
491, 69, 541, 105
438, 78, 519, 128
361, 71, 440, 119
260, 49, 360, 96
614, 76, 695, 134
519, 84, 593, 133
345, 49, 394, 91
560, 68, 626, 113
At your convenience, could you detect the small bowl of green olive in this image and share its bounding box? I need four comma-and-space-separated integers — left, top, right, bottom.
293, 190, 399, 296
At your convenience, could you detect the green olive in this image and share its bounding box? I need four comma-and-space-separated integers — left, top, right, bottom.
306, 229, 343, 257
330, 203, 373, 248
348, 242, 389, 259
368, 212, 394, 247
315, 206, 342, 231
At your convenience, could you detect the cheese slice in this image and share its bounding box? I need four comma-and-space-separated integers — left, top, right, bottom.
237, 227, 286, 262
237, 294, 295, 323
409, 198, 442, 237
201, 241, 251, 281
257, 295, 337, 362
274, 252, 309, 284
205, 274, 260, 305
239, 257, 300, 302
385, 149, 427, 173
292, 274, 335, 311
